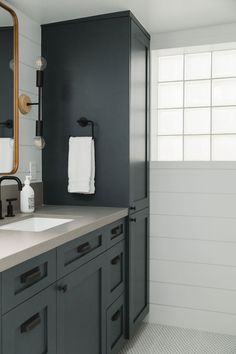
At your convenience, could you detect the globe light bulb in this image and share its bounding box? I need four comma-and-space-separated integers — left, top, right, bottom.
35, 56, 47, 71
9, 59, 14, 71
34, 136, 46, 150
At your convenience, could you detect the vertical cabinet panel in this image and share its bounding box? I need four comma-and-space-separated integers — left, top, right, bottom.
107, 295, 125, 354
129, 20, 150, 213
128, 208, 149, 336
57, 253, 106, 354
107, 240, 125, 305
42, 12, 150, 211
42, 15, 130, 208
2, 285, 56, 354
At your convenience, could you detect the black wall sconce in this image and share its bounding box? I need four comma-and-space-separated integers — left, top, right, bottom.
18, 56, 47, 150
0, 120, 13, 129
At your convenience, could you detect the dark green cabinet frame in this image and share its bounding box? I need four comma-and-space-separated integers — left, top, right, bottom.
127, 208, 150, 337
0, 219, 127, 354
57, 253, 107, 354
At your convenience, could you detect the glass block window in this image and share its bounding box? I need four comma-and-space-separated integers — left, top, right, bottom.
151, 49, 236, 161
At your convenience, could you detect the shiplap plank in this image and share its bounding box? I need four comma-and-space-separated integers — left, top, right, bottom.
150, 260, 236, 290
146, 304, 236, 336
150, 237, 236, 266
150, 282, 236, 314
19, 145, 42, 173
151, 161, 236, 170
19, 63, 38, 95
150, 214, 236, 242
151, 168, 236, 194
17, 8, 41, 43
19, 35, 41, 68
151, 192, 236, 218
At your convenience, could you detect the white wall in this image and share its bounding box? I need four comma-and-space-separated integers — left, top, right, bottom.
148, 21, 236, 336
151, 22, 236, 50
2, 1, 42, 183
147, 161, 236, 335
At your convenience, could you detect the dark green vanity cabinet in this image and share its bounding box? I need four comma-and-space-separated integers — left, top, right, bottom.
42, 11, 150, 339
0, 218, 126, 354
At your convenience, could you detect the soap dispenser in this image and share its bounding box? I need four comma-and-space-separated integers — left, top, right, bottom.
20, 176, 35, 213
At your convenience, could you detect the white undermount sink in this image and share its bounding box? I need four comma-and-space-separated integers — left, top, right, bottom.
0, 217, 74, 232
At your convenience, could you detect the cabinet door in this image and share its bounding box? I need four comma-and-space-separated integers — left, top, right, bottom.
107, 240, 125, 306
107, 294, 125, 354
57, 253, 106, 354
2, 285, 56, 354
129, 20, 150, 213
127, 208, 149, 337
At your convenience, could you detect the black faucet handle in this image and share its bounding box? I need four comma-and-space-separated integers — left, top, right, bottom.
6, 198, 17, 203
5, 198, 17, 217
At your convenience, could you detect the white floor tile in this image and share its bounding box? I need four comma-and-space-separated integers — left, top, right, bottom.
120, 323, 236, 354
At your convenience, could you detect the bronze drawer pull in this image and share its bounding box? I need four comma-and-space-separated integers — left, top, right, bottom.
111, 224, 123, 240
20, 266, 42, 286
111, 255, 121, 265
111, 309, 121, 322
21, 313, 41, 333
77, 242, 92, 255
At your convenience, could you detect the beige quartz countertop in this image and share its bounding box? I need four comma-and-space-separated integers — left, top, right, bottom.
0, 205, 128, 272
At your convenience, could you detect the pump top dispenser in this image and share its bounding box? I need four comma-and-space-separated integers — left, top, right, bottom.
20, 176, 35, 213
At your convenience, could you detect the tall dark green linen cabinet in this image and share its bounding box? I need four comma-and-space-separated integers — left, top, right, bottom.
42, 10, 150, 339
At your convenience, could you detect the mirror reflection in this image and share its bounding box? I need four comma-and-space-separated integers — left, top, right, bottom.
0, 6, 14, 173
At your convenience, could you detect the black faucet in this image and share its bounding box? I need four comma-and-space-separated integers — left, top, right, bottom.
0, 176, 23, 220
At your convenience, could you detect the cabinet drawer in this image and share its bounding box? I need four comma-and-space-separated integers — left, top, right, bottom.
107, 295, 125, 354
107, 241, 125, 305
2, 285, 56, 354
2, 250, 56, 313
57, 227, 106, 278
106, 219, 126, 248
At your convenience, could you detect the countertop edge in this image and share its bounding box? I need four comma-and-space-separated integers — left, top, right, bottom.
0, 208, 128, 272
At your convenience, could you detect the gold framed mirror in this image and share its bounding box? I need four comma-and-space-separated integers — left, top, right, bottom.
0, 1, 19, 175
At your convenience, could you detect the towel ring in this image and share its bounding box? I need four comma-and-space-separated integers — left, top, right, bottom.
77, 117, 95, 140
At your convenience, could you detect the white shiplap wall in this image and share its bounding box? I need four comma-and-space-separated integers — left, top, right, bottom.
148, 161, 236, 336
3, 1, 42, 183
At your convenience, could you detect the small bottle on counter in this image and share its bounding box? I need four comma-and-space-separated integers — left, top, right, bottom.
20, 175, 35, 213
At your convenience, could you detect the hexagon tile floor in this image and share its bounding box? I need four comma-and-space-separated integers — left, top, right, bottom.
119, 323, 236, 354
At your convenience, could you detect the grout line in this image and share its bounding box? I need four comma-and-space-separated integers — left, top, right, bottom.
19, 61, 37, 71
149, 303, 236, 317
150, 257, 236, 268
149, 236, 236, 244
20, 32, 41, 47
149, 213, 236, 220
153, 104, 236, 110
182, 54, 185, 161
150, 190, 236, 195
156, 133, 236, 137
149, 280, 236, 293
210, 52, 213, 160
155, 77, 236, 84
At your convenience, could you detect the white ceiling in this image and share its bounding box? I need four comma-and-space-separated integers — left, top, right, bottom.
6, 0, 236, 34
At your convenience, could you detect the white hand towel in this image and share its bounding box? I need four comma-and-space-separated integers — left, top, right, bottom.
68, 137, 95, 194
0, 138, 14, 173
